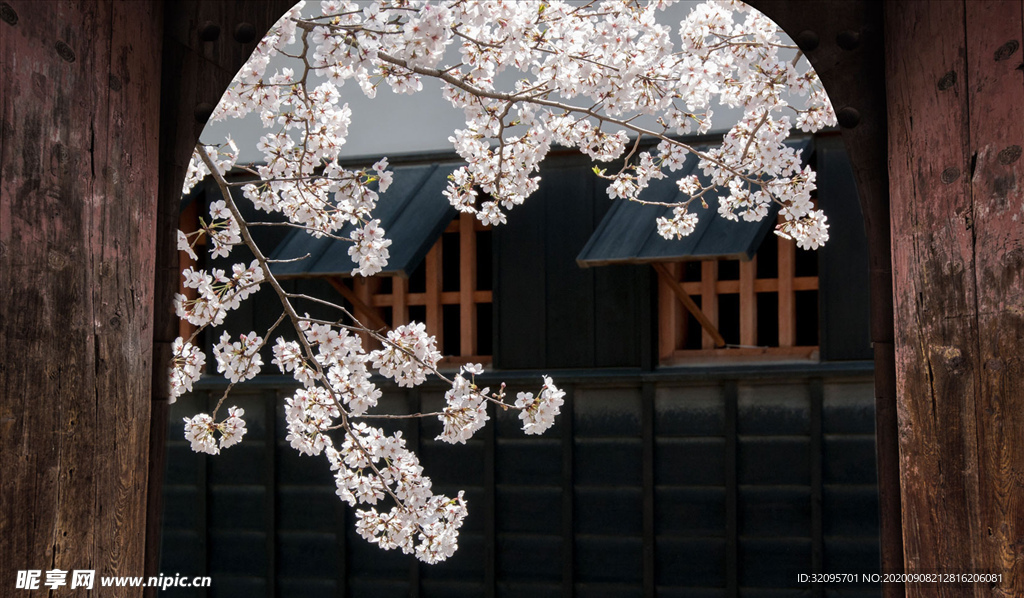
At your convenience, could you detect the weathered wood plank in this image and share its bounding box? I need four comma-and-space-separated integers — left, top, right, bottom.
886, 1, 986, 594
965, 0, 1024, 593
393, 274, 408, 325
0, 0, 160, 592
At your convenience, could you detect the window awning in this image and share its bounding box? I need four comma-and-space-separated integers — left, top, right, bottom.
576, 138, 812, 267
269, 162, 460, 278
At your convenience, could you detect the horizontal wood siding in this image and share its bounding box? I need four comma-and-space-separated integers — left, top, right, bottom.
162, 369, 880, 597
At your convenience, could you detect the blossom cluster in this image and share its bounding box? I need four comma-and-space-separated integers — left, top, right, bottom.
436, 363, 489, 444
213, 331, 265, 384
173, 260, 264, 329
183, 407, 248, 455
194, 0, 835, 288
515, 376, 567, 436
169, 337, 206, 401
172, 0, 838, 565
335, 422, 468, 563
369, 322, 443, 388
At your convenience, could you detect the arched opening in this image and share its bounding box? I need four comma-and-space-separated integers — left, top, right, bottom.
153, 2, 894, 596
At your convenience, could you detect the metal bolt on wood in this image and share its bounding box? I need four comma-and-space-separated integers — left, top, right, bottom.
194, 103, 214, 123
837, 106, 861, 128
199, 21, 220, 42
234, 22, 257, 43
796, 29, 820, 52
837, 29, 861, 50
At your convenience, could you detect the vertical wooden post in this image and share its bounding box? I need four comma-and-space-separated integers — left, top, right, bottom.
887, 1, 1024, 594
701, 261, 719, 349
739, 258, 758, 346
426, 242, 443, 348
0, 1, 162, 592
777, 238, 796, 347
964, 2, 1024, 590
355, 278, 374, 347
393, 275, 409, 326
658, 263, 681, 359
459, 212, 477, 357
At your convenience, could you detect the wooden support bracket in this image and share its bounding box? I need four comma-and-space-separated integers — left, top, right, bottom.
327, 277, 390, 332
652, 262, 727, 349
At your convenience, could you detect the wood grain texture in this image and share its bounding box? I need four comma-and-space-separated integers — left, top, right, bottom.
887, 2, 978, 591
964, 1, 1024, 594
0, 1, 161, 592
887, 1, 1024, 595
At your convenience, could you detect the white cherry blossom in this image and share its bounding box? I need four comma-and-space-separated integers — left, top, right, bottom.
176, 0, 838, 565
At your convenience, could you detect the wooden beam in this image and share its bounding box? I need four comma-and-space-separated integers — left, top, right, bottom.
701, 261, 720, 349
327, 277, 389, 332
739, 257, 758, 346
459, 213, 477, 356
370, 290, 492, 307
886, 0, 1024, 593
777, 237, 796, 347
392, 275, 408, 326
425, 241, 443, 348
677, 276, 818, 295
658, 262, 681, 360
652, 263, 726, 349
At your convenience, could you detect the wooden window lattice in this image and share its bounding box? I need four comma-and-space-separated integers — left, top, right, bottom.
657, 229, 819, 364
332, 212, 492, 365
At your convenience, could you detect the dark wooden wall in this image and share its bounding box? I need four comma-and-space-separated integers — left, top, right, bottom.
162, 369, 880, 598
0, 2, 162, 593
199, 140, 874, 373
493, 144, 873, 371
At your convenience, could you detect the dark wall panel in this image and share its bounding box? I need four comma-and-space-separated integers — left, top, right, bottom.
162, 373, 880, 597
816, 135, 873, 361
494, 153, 646, 370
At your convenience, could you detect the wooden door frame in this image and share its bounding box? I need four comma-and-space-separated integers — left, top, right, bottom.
151, 0, 905, 593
